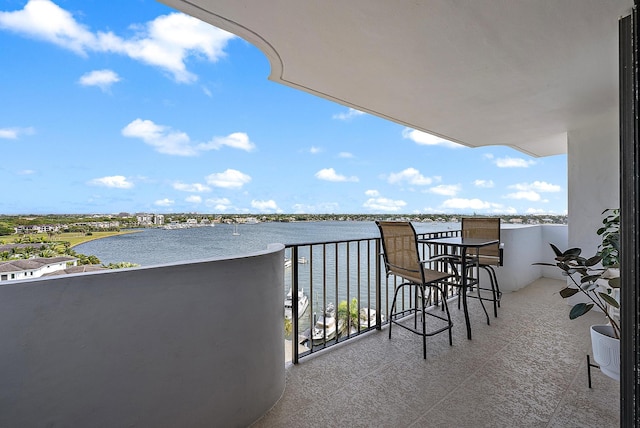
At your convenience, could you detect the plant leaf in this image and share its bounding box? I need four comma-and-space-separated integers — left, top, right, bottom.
559, 287, 579, 298
550, 243, 563, 257
599, 292, 620, 308
563, 248, 582, 258
608, 277, 621, 289
569, 303, 593, 319
585, 255, 602, 267
581, 274, 601, 283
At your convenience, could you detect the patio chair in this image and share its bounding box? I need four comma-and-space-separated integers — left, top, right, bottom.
376, 221, 454, 359
460, 217, 503, 318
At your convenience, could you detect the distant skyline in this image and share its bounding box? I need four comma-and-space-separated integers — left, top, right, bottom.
0, 0, 567, 215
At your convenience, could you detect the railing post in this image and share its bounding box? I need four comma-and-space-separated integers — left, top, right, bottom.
292, 245, 299, 364
376, 238, 382, 330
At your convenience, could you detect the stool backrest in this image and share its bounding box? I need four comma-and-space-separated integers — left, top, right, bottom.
376, 221, 421, 281
461, 217, 501, 260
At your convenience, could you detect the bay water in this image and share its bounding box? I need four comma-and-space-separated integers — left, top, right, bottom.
75, 220, 460, 341
75, 221, 460, 266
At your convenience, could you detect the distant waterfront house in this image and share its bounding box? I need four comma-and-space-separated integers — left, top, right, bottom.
72, 221, 121, 229
0, 256, 77, 282
14, 224, 62, 234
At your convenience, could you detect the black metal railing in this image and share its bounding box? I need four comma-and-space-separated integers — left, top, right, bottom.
284, 229, 462, 363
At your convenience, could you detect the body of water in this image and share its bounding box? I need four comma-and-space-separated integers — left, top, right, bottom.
75, 221, 460, 266
76, 220, 460, 344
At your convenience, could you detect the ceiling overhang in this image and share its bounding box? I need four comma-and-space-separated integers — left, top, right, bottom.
158, 0, 633, 157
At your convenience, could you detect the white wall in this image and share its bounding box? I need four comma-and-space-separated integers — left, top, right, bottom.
567, 112, 619, 254
493, 224, 568, 292
0, 244, 285, 428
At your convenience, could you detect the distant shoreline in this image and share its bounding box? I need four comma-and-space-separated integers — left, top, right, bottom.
0, 230, 141, 248
68, 230, 141, 248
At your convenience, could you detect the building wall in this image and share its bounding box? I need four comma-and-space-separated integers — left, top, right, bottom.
495, 224, 568, 291
567, 112, 620, 256
0, 244, 286, 428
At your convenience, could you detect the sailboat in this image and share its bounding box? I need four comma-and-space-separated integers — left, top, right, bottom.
232, 223, 240, 236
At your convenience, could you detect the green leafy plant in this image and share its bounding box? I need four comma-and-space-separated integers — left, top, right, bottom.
597, 208, 620, 271
338, 298, 359, 330
535, 209, 620, 339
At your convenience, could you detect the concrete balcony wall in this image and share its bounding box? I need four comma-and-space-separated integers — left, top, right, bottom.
0, 244, 285, 428
493, 224, 568, 291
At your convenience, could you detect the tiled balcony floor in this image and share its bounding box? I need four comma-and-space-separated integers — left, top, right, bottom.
252, 278, 620, 428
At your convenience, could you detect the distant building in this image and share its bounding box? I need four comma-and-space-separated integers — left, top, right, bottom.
0, 256, 77, 282
14, 224, 62, 234
137, 214, 154, 226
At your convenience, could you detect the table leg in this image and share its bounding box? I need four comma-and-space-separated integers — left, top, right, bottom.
461, 246, 472, 340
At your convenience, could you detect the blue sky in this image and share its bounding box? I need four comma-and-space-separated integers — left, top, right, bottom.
0, 0, 567, 216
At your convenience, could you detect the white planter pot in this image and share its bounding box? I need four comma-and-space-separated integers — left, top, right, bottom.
590, 324, 620, 381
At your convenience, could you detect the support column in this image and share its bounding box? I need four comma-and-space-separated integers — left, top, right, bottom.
567, 114, 619, 253
619, 8, 640, 427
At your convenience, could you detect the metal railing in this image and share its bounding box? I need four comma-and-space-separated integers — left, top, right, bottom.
284, 229, 462, 363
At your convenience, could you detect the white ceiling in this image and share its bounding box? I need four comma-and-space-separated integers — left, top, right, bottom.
158, 0, 633, 157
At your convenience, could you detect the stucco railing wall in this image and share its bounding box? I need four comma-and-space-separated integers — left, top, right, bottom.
492, 224, 568, 292
0, 244, 285, 428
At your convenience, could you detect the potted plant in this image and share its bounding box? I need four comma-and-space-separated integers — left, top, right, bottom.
535, 208, 620, 381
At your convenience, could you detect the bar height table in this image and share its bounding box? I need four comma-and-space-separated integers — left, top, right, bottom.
418, 236, 499, 340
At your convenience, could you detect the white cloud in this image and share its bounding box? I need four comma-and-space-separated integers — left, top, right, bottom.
315, 168, 359, 182
441, 198, 492, 210
473, 179, 494, 188
0, 0, 236, 83
173, 182, 211, 192
251, 199, 280, 212
495, 156, 536, 168
338, 152, 354, 158
0, 128, 18, 139
505, 181, 561, 202
154, 198, 174, 207
309, 146, 323, 154
365, 189, 380, 197
429, 184, 461, 196
505, 191, 541, 201
18, 169, 35, 175
292, 202, 340, 213
401, 128, 461, 148
493, 206, 518, 214
197, 132, 256, 152
387, 167, 433, 186
332, 108, 365, 120
78, 69, 120, 91
185, 195, 202, 203
205, 197, 232, 211
509, 181, 562, 192
526, 208, 547, 214
122, 119, 255, 156
122, 119, 195, 156
363, 197, 407, 212
87, 175, 133, 189
205, 169, 251, 189
0, 127, 35, 139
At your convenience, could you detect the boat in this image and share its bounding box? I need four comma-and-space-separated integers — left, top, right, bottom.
284, 258, 292, 268
298, 256, 308, 264
232, 224, 240, 236
284, 288, 309, 320
311, 303, 343, 345
359, 308, 384, 329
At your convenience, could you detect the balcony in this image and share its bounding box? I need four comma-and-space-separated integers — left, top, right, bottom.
0, 224, 619, 427
256, 277, 619, 427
